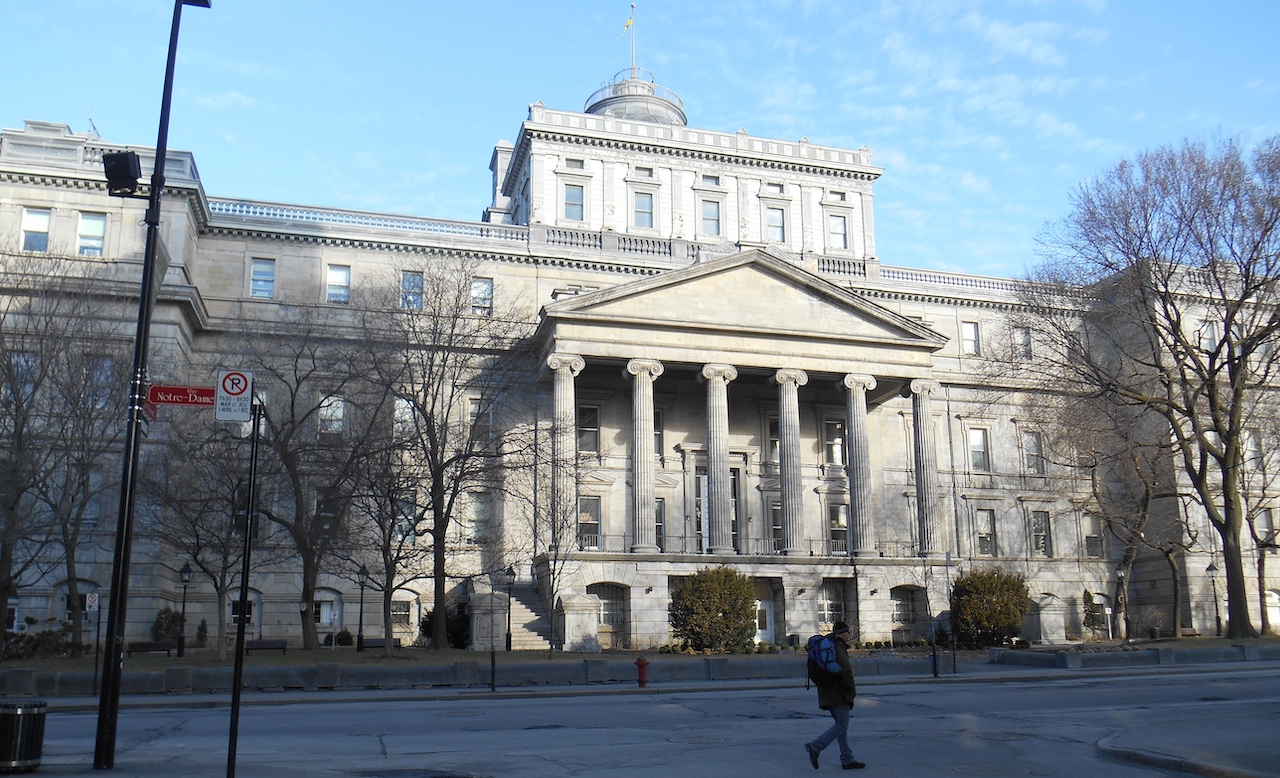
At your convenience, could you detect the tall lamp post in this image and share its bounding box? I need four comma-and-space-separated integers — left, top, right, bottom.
356, 565, 367, 652
177, 562, 192, 658
501, 566, 516, 652
1206, 561, 1222, 637
1115, 565, 1130, 641
94, 1, 210, 769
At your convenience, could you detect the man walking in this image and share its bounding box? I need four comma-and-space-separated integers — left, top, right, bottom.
805, 620, 864, 769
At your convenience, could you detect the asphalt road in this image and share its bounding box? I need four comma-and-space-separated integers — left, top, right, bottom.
32, 665, 1280, 777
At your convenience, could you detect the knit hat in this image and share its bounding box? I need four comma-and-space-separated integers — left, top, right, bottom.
831, 620, 850, 636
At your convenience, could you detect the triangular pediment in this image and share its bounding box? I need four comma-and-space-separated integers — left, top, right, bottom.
536, 249, 944, 372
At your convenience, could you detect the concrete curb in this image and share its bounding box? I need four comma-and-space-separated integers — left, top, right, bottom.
1097, 733, 1278, 778
990, 643, 1280, 669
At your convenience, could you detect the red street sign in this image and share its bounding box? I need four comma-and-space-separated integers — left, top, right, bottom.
147, 384, 215, 406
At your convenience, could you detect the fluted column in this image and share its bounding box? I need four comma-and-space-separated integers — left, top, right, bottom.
547, 353, 585, 550
910, 378, 941, 556
701, 364, 738, 554
627, 359, 664, 552
775, 369, 808, 555
841, 374, 877, 557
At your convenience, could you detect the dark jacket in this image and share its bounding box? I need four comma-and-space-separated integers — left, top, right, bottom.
816, 634, 857, 710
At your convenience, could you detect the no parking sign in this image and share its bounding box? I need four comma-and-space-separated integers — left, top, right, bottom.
215, 370, 254, 422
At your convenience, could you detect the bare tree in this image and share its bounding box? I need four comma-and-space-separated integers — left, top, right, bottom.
1028, 134, 1280, 638
235, 304, 392, 650
358, 258, 536, 650
0, 252, 126, 643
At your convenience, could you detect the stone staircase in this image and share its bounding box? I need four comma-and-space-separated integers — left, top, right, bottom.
508, 584, 553, 651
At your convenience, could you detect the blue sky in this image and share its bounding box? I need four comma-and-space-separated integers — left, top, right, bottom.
4, 1, 1278, 279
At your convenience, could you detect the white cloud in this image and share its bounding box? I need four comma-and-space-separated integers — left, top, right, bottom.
194, 92, 256, 112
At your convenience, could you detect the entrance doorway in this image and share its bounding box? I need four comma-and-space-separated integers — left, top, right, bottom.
754, 600, 774, 644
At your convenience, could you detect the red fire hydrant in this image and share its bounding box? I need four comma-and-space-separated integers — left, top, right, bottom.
635, 656, 650, 688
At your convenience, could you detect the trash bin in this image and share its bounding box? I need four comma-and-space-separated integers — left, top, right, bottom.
0, 700, 46, 774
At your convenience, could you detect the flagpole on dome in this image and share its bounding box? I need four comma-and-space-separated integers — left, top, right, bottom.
626, 3, 636, 78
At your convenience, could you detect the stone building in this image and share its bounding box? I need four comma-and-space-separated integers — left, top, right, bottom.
2, 67, 1270, 651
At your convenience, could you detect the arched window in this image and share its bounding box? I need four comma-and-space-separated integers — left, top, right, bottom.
587, 583, 626, 625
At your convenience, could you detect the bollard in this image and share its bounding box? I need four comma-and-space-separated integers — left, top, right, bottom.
635, 656, 650, 688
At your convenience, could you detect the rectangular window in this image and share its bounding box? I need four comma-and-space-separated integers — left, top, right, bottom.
1013, 326, 1033, 360
1084, 514, 1103, 559
962, 321, 981, 355
1024, 431, 1046, 475
655, 497, 665, 552
577, 405, 600, 453
765, 182, 784, 195
394, 396, 415, 439
892, 592, 915, 624
828, 214, 848, 250
653, 408, 664, 460
766, 207, 785, 242
77, 212, 106, 256
829, 504, 848, 554
969, 428, 991, 472
1258, 509, 1277, 552
829, 190, 846, 202
471, 277, 493, 316
1031, 510, 1053, 557
230, 600, 254, 626
465, 492, 492, 545
400, 270, 423, 310
824, 419, 845, 466
577, 495, 600, 550
319, 394, 345, 437
769, 501, 784, 553
251, 259, 276, 299
634, 191, 654, 229
390, 601, 411, 626
976, 508, 996, 556
314, 600, 334, 625
767, 416, 780, 463
81, 466, 105, 529
565, 158, 585, 170
1246, 429, 1264, 469
564, 183, 584, 221
394, 492, 417, 542
701, 199, 721, 236
326, 264, 350, 304
21, 208, 50, 252
818, 581, 845, 623
10, 352, 37, 404
635, 166, 653, 178
701, 174, 720, 186
469, 398, 493, 447
86, 356, 113, 408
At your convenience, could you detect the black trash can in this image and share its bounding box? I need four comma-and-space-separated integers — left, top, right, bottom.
0, 700, 47, 774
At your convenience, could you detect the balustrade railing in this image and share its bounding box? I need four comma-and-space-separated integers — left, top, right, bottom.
207, 198, 528, 242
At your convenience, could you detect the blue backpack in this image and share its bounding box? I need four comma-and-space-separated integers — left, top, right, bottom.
806, 634, 841, 687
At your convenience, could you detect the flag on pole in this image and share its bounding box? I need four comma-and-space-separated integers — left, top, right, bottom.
622, 17, 632, 35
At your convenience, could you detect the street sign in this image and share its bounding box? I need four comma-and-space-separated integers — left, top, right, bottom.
148, 384, 215, 406
215, 370, 253, 422
86, 592, 99, 613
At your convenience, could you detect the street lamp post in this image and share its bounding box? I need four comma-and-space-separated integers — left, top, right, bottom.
94, 1, 210, 769
1116, 565, 1130, 641
502, 566, 516, 652
178, 562, 192, 658
356, 565, 367, 653
1206, 561, 1222, 637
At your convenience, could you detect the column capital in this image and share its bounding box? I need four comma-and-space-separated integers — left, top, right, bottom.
774, 368, 808, 388
701, 363, 738, 383
547, 353, 585, 376
841, 373, 877, 392
625, 358, 665, 380
909, 378, 941, 396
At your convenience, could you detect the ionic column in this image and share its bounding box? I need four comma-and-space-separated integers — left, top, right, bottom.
701, 364, 738, 554
841, 374, 877, 557
627, 359, 664, 553
547, 353, 584, 550
910, 378, 942, 556
775, 369, 808, 555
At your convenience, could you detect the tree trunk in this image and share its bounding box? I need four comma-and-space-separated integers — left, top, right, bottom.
1220, 528, 1259, 638
1258, 551, 1270, 636
66, 553, 83, 647
215, 584, 229, 662
1163, 550, 1183, 639
383, 588, 393, 657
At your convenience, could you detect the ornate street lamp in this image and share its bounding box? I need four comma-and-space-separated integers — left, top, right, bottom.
1206, 560, 1222, 637
501, 566, 516, 652
356, 565, 368, 652
178, 562, 193, 658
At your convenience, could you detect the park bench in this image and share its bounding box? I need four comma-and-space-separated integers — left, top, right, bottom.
362, 637, 401, 650
244, 639, 288, 654
126, 641, 177, 657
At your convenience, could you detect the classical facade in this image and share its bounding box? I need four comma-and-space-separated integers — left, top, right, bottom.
3, 68, 1272, 650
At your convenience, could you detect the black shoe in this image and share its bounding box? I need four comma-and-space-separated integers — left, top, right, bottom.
842, 759, 866, 769
805, 743, 820, 769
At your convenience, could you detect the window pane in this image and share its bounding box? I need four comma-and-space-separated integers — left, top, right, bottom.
21, 208, 50, 252
577, 405, 599, 452
251, 259, 275, 299
1032, 511, 1052, 557
634, 192, 653, 228
327, 265, 350, 304
401, 270, 423, 309
78, 212, 106, 256
962, 322, 981, 355
766, 207, 785, 242
577, 496, 600, 550
824, 420, 845, 465
828, 214, 847, 250
471, 277, 493, 316
969, 428, 990, 472
701, 200, 720, 235
564, 184, 584, 220
976, 508, 996, 556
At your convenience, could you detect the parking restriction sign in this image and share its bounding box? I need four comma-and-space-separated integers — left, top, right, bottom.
215, 370, 253, 422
